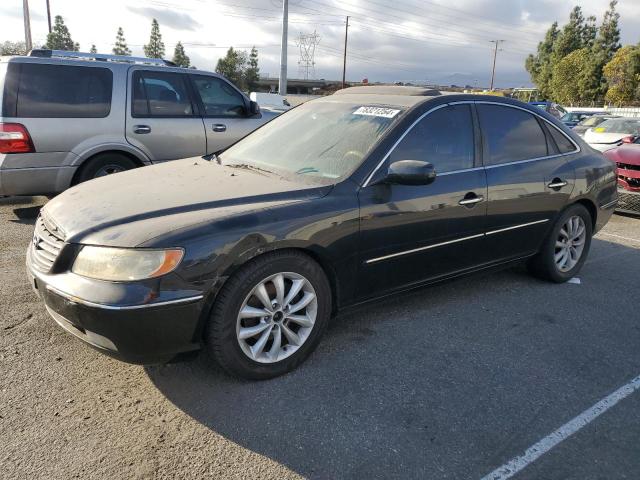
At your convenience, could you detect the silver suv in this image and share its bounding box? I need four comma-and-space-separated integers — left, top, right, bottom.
0, 50, 278, 196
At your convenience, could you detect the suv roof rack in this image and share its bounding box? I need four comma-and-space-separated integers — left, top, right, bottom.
28, 49, 177, 67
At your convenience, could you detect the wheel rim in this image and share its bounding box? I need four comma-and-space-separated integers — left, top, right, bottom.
94, 164, 125, 178
236, 272, 318, 364
554, 215, 587, 272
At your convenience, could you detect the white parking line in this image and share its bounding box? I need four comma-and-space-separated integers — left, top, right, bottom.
480, 374, 640, 480
597, 232, 640, 245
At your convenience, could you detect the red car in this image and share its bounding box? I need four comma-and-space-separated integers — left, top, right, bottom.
604, 138, 640, 215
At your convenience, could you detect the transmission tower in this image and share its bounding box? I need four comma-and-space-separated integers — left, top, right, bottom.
296, 31, 320, 79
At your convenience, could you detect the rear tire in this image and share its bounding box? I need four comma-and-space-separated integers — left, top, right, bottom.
74, 153, 137, 184
204, 250, 332, 380
527, 204, 592, 283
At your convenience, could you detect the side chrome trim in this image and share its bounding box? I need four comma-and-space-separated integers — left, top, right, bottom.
485, 219, 549, 236
45, 285, 204, 310
365, 219, 550, 264
365, 233, 485, 264
600, 199, 618, 209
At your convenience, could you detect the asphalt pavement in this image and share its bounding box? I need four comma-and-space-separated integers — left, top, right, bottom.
1, 196, 639, 479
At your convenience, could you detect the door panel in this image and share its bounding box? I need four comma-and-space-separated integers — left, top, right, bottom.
477, 103, 576, 262
356, 103, 488, 299
190, 75, 264, 154
125, 69, 206, 162
357, 170, 488, 299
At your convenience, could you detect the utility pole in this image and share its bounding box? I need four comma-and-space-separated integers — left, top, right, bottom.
489, 40, 504, 91
342, 16, 349, 89
46, 0, 52, 33
278, 0, 288, 96
23, 0, 33, 52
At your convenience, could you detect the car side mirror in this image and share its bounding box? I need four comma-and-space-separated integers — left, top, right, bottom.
249, 100, 260, 116
621, 135, 637, 144
385, 160, 436, 186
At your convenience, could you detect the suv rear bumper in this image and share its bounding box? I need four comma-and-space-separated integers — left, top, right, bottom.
27, 247, 206, 364
0, 163, 77, 196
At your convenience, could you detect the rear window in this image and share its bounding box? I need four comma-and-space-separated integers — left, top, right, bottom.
15, 63, 112, 118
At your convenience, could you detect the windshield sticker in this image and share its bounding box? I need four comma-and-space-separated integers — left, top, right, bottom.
353, 106, 401, 118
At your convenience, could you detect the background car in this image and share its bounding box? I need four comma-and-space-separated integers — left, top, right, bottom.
0, 49, 280, 197
604, 140, 640, 215
583, 117, 640, 152
560, 110, 601, 128
529, 101, 567, 118
572, 113, 619, 136
27, 88, 617, 379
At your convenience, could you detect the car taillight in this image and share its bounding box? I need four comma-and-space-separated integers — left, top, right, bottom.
0, 123, 35, 153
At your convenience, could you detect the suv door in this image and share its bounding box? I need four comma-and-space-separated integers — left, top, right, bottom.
126, 69, 206, 161
357, 103, 488, 299
189, 74, 265, 154
476, 102, 577, 263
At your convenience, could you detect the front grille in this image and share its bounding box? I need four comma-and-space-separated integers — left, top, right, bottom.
618, 191, 640, 214
617, 162, 640, 171
31, 214, 65, 273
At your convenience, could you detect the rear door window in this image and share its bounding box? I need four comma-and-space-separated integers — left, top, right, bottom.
132, 71, 194, 117
16, 63, 112, 118
388, 104, 475, 174
547, 125, 577, 154
191, 75, 247, 117
477, 104, 548, 165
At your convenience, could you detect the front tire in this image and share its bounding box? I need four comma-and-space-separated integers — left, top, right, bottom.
527, 204, 592, 283
205, 251, 331, 380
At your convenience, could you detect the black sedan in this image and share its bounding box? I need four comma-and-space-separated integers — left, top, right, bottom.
27, 87, 618, 379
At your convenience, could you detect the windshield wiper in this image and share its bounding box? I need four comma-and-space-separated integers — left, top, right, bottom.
296, 167, 319, 174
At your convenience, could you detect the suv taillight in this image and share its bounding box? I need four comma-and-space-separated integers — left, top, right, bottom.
0, 123, 35, 153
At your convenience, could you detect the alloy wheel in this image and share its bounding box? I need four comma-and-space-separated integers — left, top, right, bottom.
554, 215, 586, 272
236, 272, 318, 364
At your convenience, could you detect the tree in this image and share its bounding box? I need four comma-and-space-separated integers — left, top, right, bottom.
550, 48, 592, 105
89, 44, 97, 54
525, 22, 559, 99
143, 19, 165, 58
216, 47, 248, 88
245, 46, 260, 91
113, 27, 131, 56
603, 45, 640, 105
0, 41, 27, 55
172, 41, 190, 67
552, 7, 589, 59
45, 15, 79, 51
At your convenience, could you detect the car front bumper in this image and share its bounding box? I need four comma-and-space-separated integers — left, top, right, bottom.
27, 246, 207, 364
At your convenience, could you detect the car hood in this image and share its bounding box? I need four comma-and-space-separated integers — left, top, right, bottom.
583, 130, 628, 145
604, 144, 640, 166
43, 158, 331, 247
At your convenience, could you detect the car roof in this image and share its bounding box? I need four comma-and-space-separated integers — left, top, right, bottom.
334, 85, 442, 97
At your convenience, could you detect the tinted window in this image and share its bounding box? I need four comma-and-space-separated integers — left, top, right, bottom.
132, 71, 193, 117
16, 63, 112, 118
547, 125, 577, 154
192, 75, 246, 117
388, 104, 474, 173
477, 104, 548, 165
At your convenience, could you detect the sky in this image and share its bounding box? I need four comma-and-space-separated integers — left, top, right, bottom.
1, 0, 639, 88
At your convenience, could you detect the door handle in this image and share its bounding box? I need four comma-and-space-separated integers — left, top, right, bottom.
547, 178, 568, 189
212, 124, 227, 133
133, 125, 151, 134
459, 194, 484, 206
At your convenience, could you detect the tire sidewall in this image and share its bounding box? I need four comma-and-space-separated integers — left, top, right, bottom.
206, 252, 331, 379
543, 204, 593, 282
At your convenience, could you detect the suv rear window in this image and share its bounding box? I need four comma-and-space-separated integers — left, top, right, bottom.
15, 63, 112, 118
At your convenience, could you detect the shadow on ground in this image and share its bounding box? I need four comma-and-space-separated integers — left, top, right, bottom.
146, 238, 640, 479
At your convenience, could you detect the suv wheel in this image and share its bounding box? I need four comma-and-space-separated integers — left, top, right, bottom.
75, 153, 137, 184
527, 204, 593, 283
205, 251, 331, 380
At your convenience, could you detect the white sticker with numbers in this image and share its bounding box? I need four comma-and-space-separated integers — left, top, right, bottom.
353, 106, 401, 118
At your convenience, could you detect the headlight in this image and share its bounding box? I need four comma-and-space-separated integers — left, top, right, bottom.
72, 246, 184, 281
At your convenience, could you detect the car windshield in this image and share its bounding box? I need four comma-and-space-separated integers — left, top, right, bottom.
561, 112, 583, 122
219, 101, 402, 183
580, 116, 608, 127
593, 118, 640, 134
